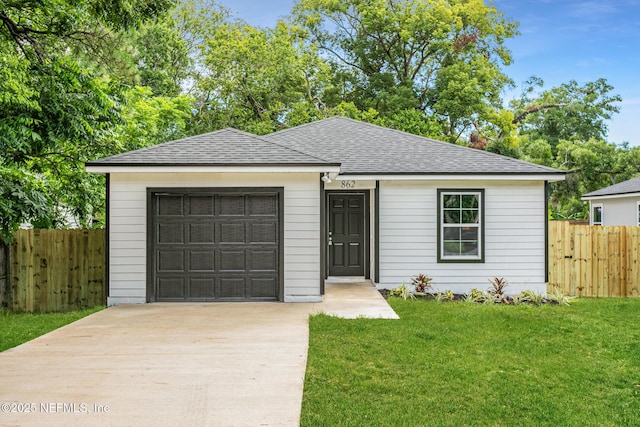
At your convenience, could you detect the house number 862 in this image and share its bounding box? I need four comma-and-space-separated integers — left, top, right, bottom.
341, 180, 356, 189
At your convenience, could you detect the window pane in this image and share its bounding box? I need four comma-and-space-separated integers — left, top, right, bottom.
443, 210, 460, 224
460, 241, 478, 255
460, 227, 478, 241
443, 194, 460, 208
462, 194, 478, 208
461, 209, 479, 224
443, 227, 461, 240
443, 241, 461, 256
593, 206, 602, 223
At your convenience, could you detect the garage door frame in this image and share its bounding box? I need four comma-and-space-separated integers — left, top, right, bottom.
146, 187, 284, 302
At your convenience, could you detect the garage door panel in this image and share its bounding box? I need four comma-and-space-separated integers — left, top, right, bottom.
158, 223, 184, 244
249, 223, 277, 243
249, 195, 277, 216
219, 277, 246, 299
219, 223, 245, 244
188, 195, 214, 216
218, 195, 245, 216
158, 195, 183, 216
189, 223, 215, 243
158, 277, 185, 299
250, 278, 277, 298
152, 189, 281, 301
219, 250, 246, 272
250, 250, 277, 271
157, 251, 184, 272
189, 278, 215, 299
189, 251, 215, 272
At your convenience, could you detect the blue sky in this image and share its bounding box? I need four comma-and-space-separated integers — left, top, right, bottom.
216, 0, 640, 146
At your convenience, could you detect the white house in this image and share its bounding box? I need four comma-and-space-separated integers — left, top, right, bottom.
86, 117, 565, 305
582, 176, 640, 226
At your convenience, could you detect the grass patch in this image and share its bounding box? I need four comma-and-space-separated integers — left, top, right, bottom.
0, 306, 104, 352
302, 298, 640, 426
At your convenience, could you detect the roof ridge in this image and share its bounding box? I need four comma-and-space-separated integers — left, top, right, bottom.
224, 127, 335, 164
260, 131, 335, 164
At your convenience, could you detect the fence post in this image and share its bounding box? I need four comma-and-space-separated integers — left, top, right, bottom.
0, 241, 7, 308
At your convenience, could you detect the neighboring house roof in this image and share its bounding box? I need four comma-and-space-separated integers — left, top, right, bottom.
582, 176, 640, 199
86, 128, 337, 167
263, 117, 563, 176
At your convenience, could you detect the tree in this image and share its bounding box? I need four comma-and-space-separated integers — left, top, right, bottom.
0, 0, 175, 234
543, 139, 640, 218
509, 77, 621, 151
195, 20, 335, 134
293, 0, 518, 142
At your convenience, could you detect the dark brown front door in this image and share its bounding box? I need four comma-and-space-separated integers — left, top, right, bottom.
328, 193, 366, 276
149, 189, 282, 302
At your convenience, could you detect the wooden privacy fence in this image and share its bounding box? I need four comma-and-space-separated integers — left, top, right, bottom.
548, 221, 640, 297
8, 229, 105, 312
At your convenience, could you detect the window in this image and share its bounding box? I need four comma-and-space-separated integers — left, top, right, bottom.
637, 202, 640, 226
591, 203, 603, 225
438, 189, 484, 262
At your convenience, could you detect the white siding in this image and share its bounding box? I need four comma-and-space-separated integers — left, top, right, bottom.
594, 197, 640, 226
108, 172, 320, 305
378, 180, 547, 294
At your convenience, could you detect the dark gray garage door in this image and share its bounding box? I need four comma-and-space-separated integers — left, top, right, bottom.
148, 188, 283, 302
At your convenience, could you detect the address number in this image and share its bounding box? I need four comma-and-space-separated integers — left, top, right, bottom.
340, 180, 356, 189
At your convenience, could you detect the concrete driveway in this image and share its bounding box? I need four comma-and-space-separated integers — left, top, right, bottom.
0, 281, 396, 426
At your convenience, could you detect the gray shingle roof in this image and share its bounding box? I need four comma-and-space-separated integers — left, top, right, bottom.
263, 117, 563, 175
582, 176, 640, 198
86, 128, 337, 166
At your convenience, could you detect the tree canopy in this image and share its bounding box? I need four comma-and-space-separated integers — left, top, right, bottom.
0, 0, 632, 235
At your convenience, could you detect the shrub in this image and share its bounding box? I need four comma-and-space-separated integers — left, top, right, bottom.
487, 277, 509, 301
434, 290, 454, 302
390, 282, 415, 300
518, 289, 544, 306
411, 274, 433, 294
546, 287, 572, 306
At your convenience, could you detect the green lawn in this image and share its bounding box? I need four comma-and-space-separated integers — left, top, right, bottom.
302, 298, 640, 426
0, 307, 104, 352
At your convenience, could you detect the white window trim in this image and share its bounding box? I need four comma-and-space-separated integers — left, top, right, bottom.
591, 202, 603, 225
438, 189, 484, 263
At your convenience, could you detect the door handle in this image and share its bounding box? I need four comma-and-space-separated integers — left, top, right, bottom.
328, 236, 333, 246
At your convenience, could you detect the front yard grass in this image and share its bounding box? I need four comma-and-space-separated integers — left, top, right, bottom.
0, 306, 104, 352
302, 298, 640, 426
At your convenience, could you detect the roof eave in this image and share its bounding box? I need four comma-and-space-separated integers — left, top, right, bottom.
86, 164, 342, 174
581, 191, 640, 201
336, 172, 566, 182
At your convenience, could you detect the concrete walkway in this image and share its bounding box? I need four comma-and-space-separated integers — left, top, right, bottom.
0, 281, 397, 427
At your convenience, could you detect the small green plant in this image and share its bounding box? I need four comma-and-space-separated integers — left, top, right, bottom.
435, 290, 454, 302
411, 274, 433, 294
547, 286, 572, 306
468, 288, 486, 302
519, 289, 544, 306
390, 282, 415, 300
463, 292, 476, 303
487, 277, 509, 301
481, 293, 496, 305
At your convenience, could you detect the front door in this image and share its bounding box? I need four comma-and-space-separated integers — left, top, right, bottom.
328, 193, 367, 276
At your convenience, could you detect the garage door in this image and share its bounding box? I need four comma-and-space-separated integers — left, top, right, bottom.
149, 188, 283, 302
